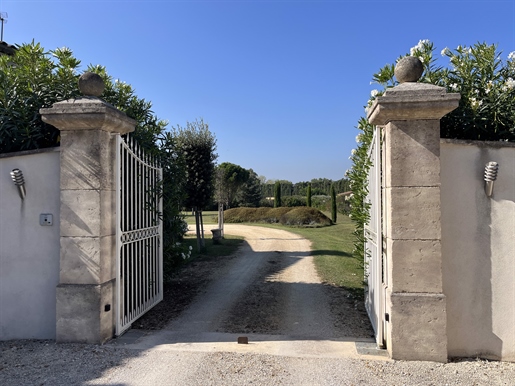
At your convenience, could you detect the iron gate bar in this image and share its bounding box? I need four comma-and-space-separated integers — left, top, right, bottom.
364, 126, 384, 348
116, 134, 163, 335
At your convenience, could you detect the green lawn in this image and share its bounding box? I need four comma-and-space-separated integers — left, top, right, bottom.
182, 211, 219, 225
182, 233, 245, 259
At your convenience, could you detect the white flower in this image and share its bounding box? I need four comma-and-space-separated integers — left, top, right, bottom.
441, 47, 450, 56
355, 134, 363, 143
410, 39, 430, 56
470, 97, 483, 109
449, 83, 459, 91
189, 246, 193, 251
505, 78, 515, 90
351, 149, 357, 155
370, 89, 379, 97
508, 52, 515, 61
181, 253, 186, 259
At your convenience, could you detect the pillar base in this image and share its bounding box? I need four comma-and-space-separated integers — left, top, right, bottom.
56, 280, 115, 344
389, 292, 447, 362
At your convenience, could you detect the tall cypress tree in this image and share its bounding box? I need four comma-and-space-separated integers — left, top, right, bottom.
307, 183, 312, 207
274, 181, 282, 208
330, 184, 337, 223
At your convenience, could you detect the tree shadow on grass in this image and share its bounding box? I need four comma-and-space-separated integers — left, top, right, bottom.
310, 249, 353, 258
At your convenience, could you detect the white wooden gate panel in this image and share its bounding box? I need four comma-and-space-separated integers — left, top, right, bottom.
364, 126, 385, 348
116, 134, 163, 335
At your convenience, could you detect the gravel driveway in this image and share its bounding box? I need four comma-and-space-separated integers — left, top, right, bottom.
1, 225, 514, 385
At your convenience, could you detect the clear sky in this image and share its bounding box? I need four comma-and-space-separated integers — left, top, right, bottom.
2, 0, 515, 182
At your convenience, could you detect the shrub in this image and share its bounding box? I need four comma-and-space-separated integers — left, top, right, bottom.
224, 207, 331, 227
282, 195, 307, 207
279, 207, 332, 227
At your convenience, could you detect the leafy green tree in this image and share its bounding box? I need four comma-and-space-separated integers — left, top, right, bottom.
274, 181, 282, 208
215, 162, 250, 208
174, 119, 218, 251
306, 183, 312, 207
240, 169, 262, 207
330, 184, 337, 223
0, 42, 81, 153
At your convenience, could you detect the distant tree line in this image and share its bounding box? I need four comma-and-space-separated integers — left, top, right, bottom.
213, 163, 350, 214
260, 178, 350, 198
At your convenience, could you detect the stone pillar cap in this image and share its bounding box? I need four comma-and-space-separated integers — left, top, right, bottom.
367, 82, 460, 125
40, 97, 136, 134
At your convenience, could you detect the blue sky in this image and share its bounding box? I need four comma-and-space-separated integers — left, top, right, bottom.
2, 0, 515, 182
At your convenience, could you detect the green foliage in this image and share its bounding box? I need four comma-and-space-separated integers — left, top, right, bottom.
306, 183, 312, 207
280, 207, 332, 227
239, 169, 263, 207
174, 119, 218, 211
330, 184, 337, 223
282, 195, 307, 207
273, 181, 281, 207
174, 119, 217, 251
349, 39, 515, 264
224, 207, 331, 227
260, 178, 349, 198
0, 42, 81, 153
214, 162, 250, 207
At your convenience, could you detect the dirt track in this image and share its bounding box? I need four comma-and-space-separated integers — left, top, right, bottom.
121, 224, 374, 356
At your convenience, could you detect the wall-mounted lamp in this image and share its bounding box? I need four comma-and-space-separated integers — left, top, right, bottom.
484, 161, 499, 197
10, 168, 26, 200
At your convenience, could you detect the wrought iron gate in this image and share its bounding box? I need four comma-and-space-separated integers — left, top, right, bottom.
116, 134, 163, 335
364, 126, 386, 348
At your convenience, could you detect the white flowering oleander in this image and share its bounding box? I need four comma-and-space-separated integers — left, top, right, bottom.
508, 52, 515, 61
351, 149, 357, 155
449, 83, 459, 91
370, 89, 379, 97
504, 78, 515, 90
189, 246, 193, 251
355, 134, 363, 143
441, 47, 450, 56
410, 39, 430, 56
470, 97, 483, 109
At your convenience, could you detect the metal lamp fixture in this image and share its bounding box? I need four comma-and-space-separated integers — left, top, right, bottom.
10, 168, 26, 200
484, 161, 499, 197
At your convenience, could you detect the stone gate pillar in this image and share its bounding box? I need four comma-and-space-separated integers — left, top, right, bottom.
40, 73, 135, 343
367, 57, 460, 362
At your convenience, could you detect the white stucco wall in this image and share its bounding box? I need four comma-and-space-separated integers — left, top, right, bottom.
441, 139, 515, 361
0, 148, 60, 340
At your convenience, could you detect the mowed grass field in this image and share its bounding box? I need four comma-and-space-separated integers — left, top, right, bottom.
183, 210, 363, 296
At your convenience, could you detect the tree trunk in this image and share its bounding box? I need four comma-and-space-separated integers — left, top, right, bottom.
194, 207, 201, 252
200, 210, 205, 249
